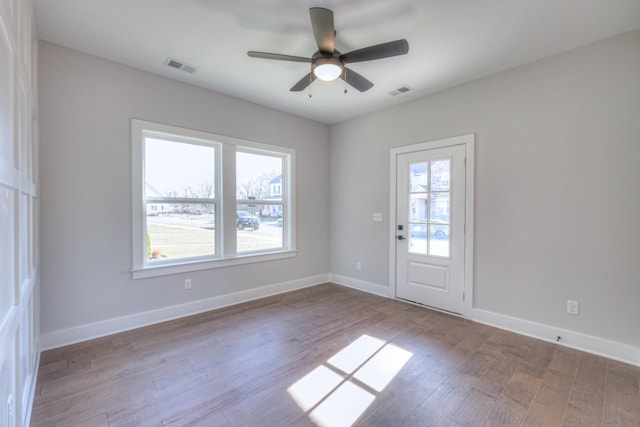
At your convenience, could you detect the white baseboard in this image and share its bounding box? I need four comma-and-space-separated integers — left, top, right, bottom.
39, 272, 640, 368
329, 274, 393, 298
328, 274, 639, 367
40, 274, 330, 351
472, 308, 640, 367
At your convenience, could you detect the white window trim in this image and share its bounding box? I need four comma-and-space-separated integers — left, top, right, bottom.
131, 119, 296, 279
132, 250, 297, 279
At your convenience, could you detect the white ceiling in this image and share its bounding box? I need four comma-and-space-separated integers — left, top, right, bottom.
34, 0, 640, 124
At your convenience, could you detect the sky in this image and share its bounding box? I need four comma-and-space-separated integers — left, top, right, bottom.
145, 137, 281, 198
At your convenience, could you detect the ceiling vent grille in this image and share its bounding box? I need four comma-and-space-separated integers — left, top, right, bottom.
165, 58, 197, 74
389, 86, 411, 96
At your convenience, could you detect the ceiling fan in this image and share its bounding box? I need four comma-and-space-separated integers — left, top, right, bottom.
247, 7, 409, 92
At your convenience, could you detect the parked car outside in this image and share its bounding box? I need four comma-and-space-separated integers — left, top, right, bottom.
409, 223, 449, 240
237, 211, 260, 230
431, 226, 448, 240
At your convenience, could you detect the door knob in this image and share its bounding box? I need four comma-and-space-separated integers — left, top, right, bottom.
397, 235, 405, 240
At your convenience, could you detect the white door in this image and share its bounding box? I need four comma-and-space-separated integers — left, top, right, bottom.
395, 144, 466, 314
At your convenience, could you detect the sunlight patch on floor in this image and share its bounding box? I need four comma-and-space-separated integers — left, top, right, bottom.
287, 365, 343, 412
309, 381, 375, 427
353, 343, 413, 392
327, 335, 386, 374
287, 334, 413, 427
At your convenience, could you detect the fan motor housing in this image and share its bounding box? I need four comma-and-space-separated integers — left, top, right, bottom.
312, 50, 341, 62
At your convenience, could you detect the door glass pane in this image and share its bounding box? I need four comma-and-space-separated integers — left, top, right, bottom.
237, 203, 283, 253
408, 224, 427, 254
409, 194, 428, 222
430, 159, 450, 191
146, 203, 215, 261
429, 193, 450, 223
409, 162, 428, 191
429, 224, 449, 257
145, 138, 215, 199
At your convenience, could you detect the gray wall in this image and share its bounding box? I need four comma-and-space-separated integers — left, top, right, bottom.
330, 31, 640, 348
39, 42, 330, 335
40, 30, 640, 353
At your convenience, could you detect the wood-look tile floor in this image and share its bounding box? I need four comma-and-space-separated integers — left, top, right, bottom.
32, 284, 640, 427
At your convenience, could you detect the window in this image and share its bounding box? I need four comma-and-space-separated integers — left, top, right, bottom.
132, 120, 295, 278
236, 150, 286, 253
144, 136, 218, 262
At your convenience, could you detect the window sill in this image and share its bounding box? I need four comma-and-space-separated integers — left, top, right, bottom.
131, 250, 297, 279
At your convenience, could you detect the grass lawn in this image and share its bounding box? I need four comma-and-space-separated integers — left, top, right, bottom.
147, 220, 283, 261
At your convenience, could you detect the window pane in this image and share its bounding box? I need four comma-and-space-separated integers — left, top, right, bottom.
146, 203, 215, 261
237, 203, 283, 253
236, 151, 283, 200
409, 162, 428, 192
236, 150, 285, 254
145, 137, 215, 199
408, 224, 427, 255
429, 193, 450, 223
430, 159, 450, 191
410, 194, 428, 222
429, 225, 449, 257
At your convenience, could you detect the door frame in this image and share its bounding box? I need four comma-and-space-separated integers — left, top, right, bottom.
389, 134, 475, 318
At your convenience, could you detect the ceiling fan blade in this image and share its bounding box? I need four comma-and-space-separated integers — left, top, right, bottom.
340, 39, 409, 63
342, 67, 374, 92
310, 7, 335, 54
290, 72, 316, 92
247, 51, 312, 63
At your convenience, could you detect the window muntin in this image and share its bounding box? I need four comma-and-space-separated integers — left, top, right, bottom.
132, 120, 295, 277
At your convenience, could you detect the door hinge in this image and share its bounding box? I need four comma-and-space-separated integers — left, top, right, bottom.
463, 291, 465, 301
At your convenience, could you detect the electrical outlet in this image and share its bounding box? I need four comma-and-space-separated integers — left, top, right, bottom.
184, 279, 192, 290
356, 262, 362, 271
567, 300, 579, 315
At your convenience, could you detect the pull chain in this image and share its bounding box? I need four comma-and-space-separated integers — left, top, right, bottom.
344, 68, 348, 94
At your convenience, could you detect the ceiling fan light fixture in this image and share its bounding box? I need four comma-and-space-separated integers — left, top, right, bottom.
247, 8, 409, 92
313, 57, 342, 81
